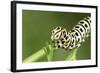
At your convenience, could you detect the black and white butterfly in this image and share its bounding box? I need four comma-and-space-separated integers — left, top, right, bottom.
51, 16, 91, 50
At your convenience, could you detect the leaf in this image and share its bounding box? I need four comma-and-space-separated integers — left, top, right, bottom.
65, 48, 78, 60
23, 43, 78, 63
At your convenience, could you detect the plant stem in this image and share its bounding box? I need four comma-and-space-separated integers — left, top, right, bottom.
23, 45, 55, 63
23, 45, 78, 63
46, 45, 54, 61
23, 47, 46, 63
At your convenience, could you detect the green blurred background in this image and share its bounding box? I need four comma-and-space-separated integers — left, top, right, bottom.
22, 10, 91, 62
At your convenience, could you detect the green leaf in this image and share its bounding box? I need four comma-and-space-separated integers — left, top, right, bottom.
23, 43, 78, 63
65, 48, 78, 60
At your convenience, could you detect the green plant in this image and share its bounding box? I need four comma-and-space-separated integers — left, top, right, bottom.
23, 42, 78, 63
